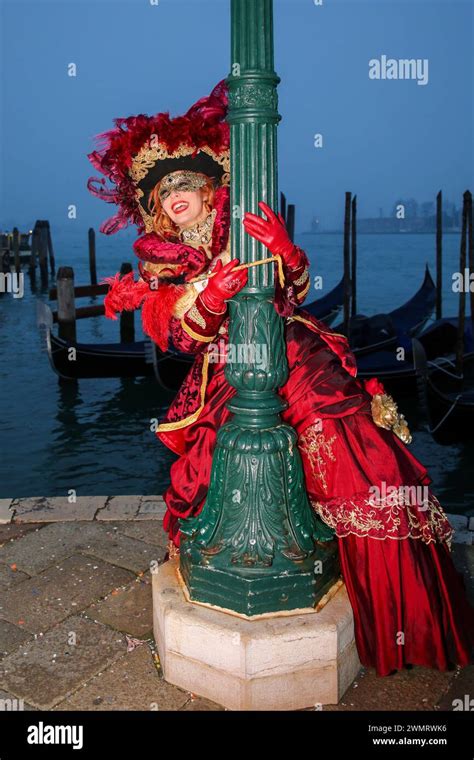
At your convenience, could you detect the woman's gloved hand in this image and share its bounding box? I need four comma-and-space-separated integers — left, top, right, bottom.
200, 258, 248, 313
243, 201, 301, 268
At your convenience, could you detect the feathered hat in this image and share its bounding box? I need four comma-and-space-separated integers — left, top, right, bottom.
87, 79, 230, 236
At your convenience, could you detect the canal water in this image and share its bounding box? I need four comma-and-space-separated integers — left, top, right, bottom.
0, 226, 471, 516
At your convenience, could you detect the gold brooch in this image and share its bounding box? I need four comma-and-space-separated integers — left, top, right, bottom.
371, 393, 412, 444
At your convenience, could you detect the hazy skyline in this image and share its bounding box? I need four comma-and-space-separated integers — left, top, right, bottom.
1, 0, 472, 234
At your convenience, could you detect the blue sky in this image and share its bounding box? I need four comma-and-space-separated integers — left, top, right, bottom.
1, 0, 472, 232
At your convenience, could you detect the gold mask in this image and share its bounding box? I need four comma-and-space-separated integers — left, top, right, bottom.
158, 171, 207, 202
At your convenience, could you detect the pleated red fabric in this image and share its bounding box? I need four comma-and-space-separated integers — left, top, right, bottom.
339, 535, 474, 675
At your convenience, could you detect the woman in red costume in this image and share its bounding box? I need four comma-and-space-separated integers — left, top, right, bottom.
88, 80, 473, 677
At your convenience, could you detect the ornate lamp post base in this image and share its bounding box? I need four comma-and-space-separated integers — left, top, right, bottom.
180, 540, 339, 617
179, 409, 339, 616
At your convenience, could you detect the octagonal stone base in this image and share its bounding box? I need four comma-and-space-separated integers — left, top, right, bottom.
152, 560, 361, 710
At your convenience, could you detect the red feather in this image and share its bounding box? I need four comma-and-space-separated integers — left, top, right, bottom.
101, 271, 186, 352
141, 283, 186, 352
101, 272, 149, 319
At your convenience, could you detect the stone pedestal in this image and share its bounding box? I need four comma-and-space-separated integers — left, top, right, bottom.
152, 560, 361, 711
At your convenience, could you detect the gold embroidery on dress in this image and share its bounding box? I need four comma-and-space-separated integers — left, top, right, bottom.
173, 248, 231, 324
187, 303, 206, 329
294, 268, 309, 287
157, 353, 210, 431
299, 426, 337, 494
181, 320, 215, 343
309, 491, 453, 547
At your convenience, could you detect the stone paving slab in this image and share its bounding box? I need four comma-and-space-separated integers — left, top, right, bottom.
111, 519, 168, 549
436, 664, 474, 711
323, 664, 458, 711
0, 554, 134, 634
449, 515, 469, 530
12, 496, 107, 522
83, 573, 154, 638
53, 644, 189, 711
0, 521, 155, 576
0, 563, 30, 589
0, 619, 32, 659
0, 522, 47, 546
453, 530, 473, 546
0, 499, 13, 524
0, 616, 126, 710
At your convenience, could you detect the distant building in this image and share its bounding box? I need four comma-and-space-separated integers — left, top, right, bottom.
306, 198, 461, 234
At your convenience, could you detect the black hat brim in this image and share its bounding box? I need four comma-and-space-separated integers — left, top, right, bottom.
137, 150, 225, 214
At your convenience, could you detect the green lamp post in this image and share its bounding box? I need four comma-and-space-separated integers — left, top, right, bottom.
179, 0, 339, 615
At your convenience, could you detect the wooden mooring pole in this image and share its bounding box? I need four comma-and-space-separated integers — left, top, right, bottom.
343, 192, 352, 336
46, 221, 56, 275
119, 262, 134, 343
351, 194, 357, 317
455, 192, 469, 378
436, 190, 442, 320
1, 249, 9, 275
88, 228, 97, 285
57, 266, 76, 342
30, 224, 39, 274
467, 191, 474, 350
38, 221, 49, 282
286, 204, 295, 243
12, 227, 20, 273
280, 191, 287, 224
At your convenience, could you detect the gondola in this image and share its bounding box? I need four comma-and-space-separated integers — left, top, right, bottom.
333, 266, 436, 358
37, 300, 151, 380
37, 300, 194, 389
37, 268, 435, 390
36, 273, 345, 386
304, 275, 344, 325
412, 337, 474, 445
355, 318, 473, 396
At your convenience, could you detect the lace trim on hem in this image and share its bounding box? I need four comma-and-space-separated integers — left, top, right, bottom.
310, 491, 454, 548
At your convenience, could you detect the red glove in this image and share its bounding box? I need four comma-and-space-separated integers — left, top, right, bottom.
243, 201, 300, 268
200, 258, 248, 313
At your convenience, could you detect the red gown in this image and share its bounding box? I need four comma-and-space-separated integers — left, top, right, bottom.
106, 197, 474, 677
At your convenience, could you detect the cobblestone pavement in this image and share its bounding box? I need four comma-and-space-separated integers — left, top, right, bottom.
0, 496, 472, 712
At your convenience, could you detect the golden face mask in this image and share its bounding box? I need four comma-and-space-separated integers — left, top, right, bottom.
158, 171, 208, 202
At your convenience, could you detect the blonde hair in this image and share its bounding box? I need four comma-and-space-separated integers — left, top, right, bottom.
147, 174, 216, 239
